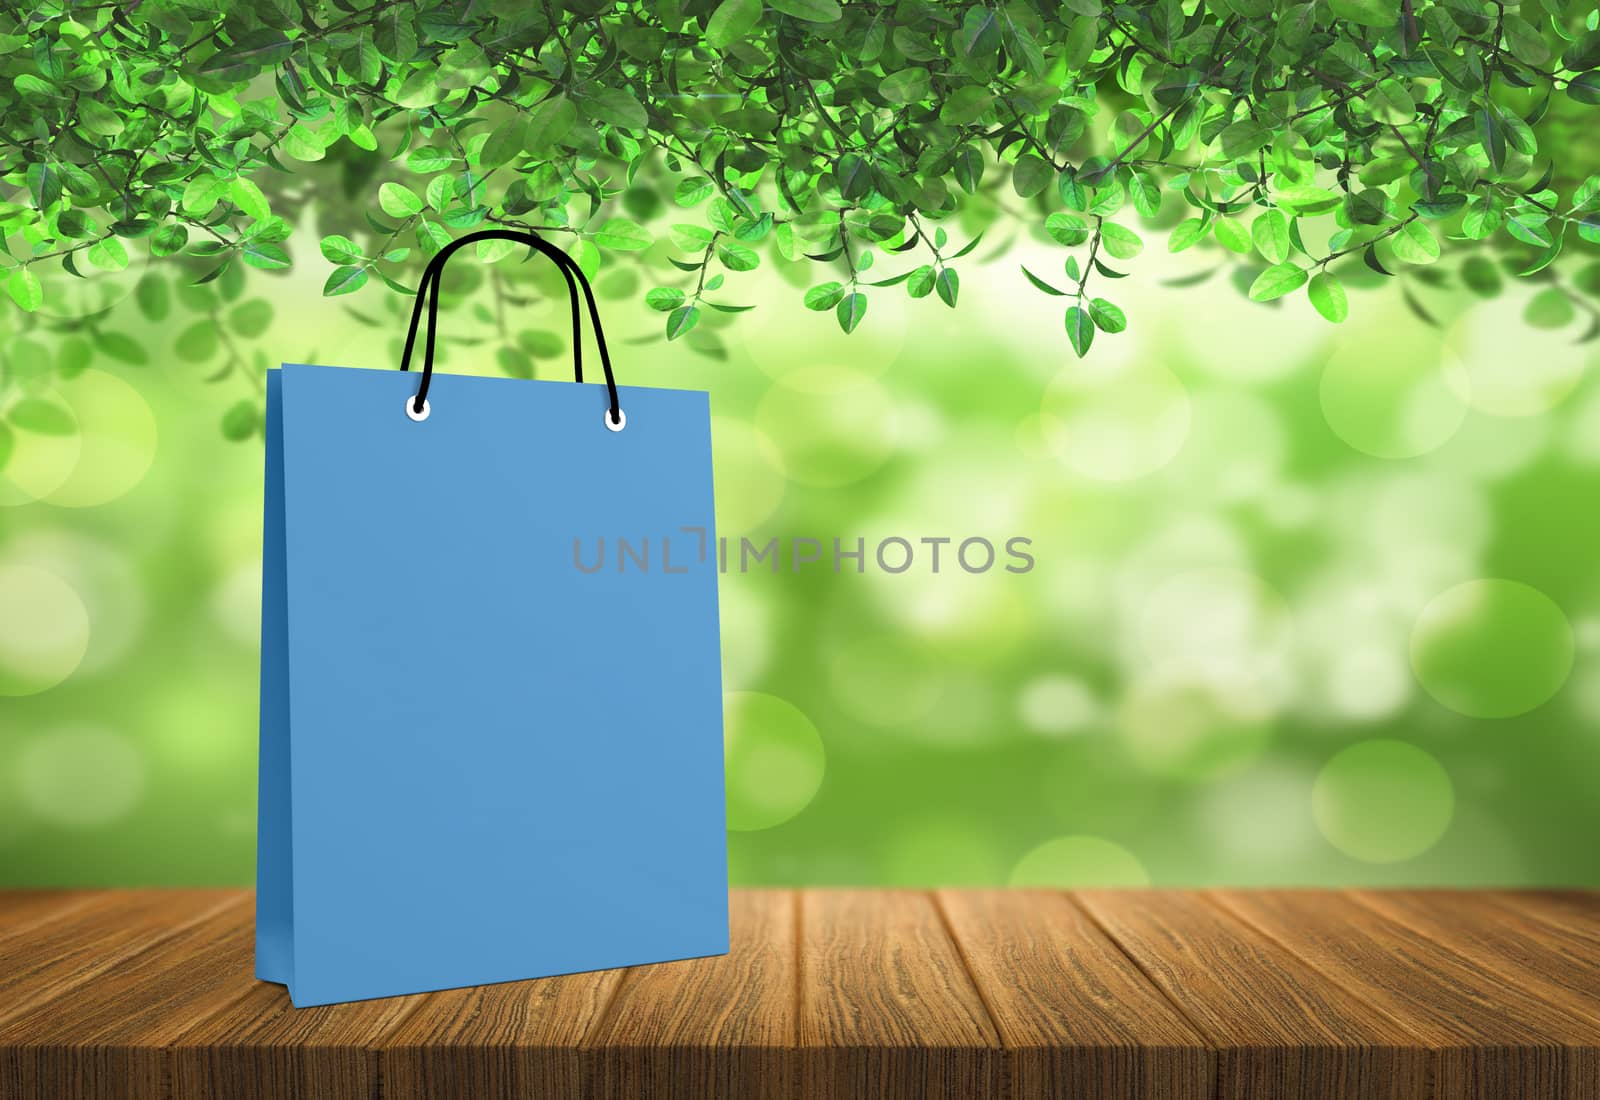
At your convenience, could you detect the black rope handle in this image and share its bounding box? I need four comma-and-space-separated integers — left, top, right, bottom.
398, 229, 622, 425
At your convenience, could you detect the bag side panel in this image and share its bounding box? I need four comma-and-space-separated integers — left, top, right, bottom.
255, 368, 294, 987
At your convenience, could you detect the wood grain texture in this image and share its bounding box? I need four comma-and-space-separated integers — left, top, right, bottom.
936, 890, 1212, 1100
0, 893, 253, 1100
584, 889, 796, 1100
1354, 890, 1600, 1021
1216, 889, 1600, 1100
4, 888, 1600, 1100
167, 897, 425, 1100
378, 954, 623, 1100
0, 890, 95, 937
0, 890, 242, 1030
1077, 890, 1428, 1100
798, 889, 1002, 1100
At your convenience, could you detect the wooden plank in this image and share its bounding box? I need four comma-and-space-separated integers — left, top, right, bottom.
0, 891, 97, 938
936, 890, 1212, 1100
0, 890, 242, 1029
1216, 890, 1600, 1100
0, 892, 254, 1100
583, 889, 796, 1100
1354, 890, 1600, 1021
169, 974, 425, 1100
1487, 890, 1600, 946
798, 889, 1001, 1100
1077, 890, 1428, 1100
379, 956, 624, 1100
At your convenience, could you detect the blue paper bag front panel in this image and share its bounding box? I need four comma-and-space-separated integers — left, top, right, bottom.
257, 360, 727, 1008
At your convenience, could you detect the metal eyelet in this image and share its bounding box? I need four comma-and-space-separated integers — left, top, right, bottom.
605, 408, 626, 432
405, 396, 431, 422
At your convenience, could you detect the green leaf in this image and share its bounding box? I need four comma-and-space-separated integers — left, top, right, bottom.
835, 291, 867, 333
78, 98, 124, 137
135, 273, 169, 322
1098, 222, 1143, 260
1213, 218, 1251, 254
527, 94, 578, 151
87, 236, 129, 272
221, 400, 258, 441
667, 304, 700, 339
151, 225, 189, 257
588, 88, 648, 130
1251, 210, 1291, 265
372, 8, 418, 61
1390, 220, 1440, 264
708, 0, 763, 46
1088, 297, 1126, 333
229, 299, 275, 338
1459, 255, 1502, 298
6, 268, 42, 312
1021, 266, 1067, 295
379, 182, 423, 219
880, 68, 932, 104
182, 174, 228, 216
480, 117, 529, 170
230, 178, 271, 221
1169, 219, 1208, 252
1569, 72, 1600, 107
1012, 155, 1050, 199
769, 0, 842, 21
596, 218, 651, 251
407, 146, 454, 174
8, 398, 74, 435
675, 178, 714, 206
323, 265, 369, 296
242, 241, 290, 270
1329, 0, 1393, 26
957, 6, 1001, 58
804, 281, 847, 310
316, 233, 361, 263
716, 240, 760, 271
1249, 263, 1308, 301
1523, 286, 1574, 329
936, 268, 959, 308
907, 266, 937, 298
1064, 306, 1094, 357
1045, 213, 1089, 246
1505, 215, 1554, 248
646, 287, 686, 312
1307, 272, 1348, 322
176, 320, 219, 361
1220, 120, 1270, 160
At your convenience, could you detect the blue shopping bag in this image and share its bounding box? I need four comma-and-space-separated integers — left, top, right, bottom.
255, 231, 728, 1007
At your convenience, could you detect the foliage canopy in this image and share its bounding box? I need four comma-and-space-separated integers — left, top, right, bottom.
1, 0, 1599, 440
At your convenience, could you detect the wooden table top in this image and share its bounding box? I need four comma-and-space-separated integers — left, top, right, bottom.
0, 888, 1597, 1100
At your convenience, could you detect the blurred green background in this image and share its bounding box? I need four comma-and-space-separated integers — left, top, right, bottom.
2, 221, 1599, 888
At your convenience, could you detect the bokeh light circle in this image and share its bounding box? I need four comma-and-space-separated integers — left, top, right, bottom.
1410, 579, 1573, 718
1041, 359, 1191, 481
710, 416, 786, 532
0, 387, 82, 506
754, 366, 895, 488
18, 724, 146, 827
3, 531, 146, 677
1312, 740, 1453, 863
1448, 291, 1591, 417
0, 564, 91, 696
1017, 675, 1100, 736
1009, 835, 1150, 886
723, 691, 826, 831
45, 370, 158, 507
1318, 320, 1469, 458
1118, 671, 1274, 781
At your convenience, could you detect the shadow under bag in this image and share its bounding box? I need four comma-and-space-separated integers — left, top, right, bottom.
256, 231, 728, 1007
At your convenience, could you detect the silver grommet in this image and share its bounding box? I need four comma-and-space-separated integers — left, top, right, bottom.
405, 396, 430, 422
605, 408, 626, 432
